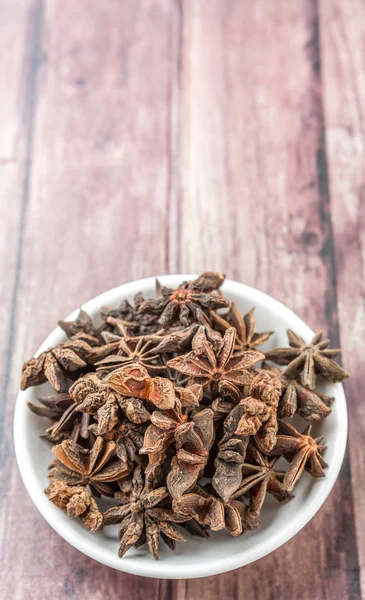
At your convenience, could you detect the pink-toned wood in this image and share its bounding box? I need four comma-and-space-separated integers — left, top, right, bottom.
179, 1, 360, 599
1, 0, 362, 597
1, 1, 178, 598
0, 0, 34, 404
320, 0, 365, 595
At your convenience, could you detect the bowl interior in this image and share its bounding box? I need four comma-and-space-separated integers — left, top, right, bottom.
14, 275, 347, 578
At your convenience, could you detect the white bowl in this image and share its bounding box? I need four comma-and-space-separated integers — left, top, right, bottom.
14, 275, 348, 579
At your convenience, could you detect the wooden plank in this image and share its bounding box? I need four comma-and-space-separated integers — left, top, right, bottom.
2, 1, 178, 598
178, 0, 359, 598
0, 0, 36, 422
320, 0, 365, 595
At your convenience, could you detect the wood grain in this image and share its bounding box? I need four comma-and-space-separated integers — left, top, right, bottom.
0, 0, 363, 598
1, 1, 178, 598
320, 0, 365, 595
179, 1, 360, 599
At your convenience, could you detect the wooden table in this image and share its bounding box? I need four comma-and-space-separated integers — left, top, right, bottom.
1, 1, 363, 598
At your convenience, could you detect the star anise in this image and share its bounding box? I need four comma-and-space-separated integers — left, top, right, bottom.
167, 327, 264, 398
27, 393, 73, 420
115, 422, 146, 465
47, 405, 91, 443
233, 371, 282, 452
210, 304, 273, 352
231, 444, 293, 514
141, 384, 203, 455
266, 420, 327, 491
211, 396, 238, 421
68, 373, 119, 435
167, 408, 215, 499
49, 436, 130, 496
104, 364, 176, 410
95, 336, 165, 374
103, 466, 187, 559
149, 324, 222, 355
21, 271, 351, 561
262, 364, 333, 421
172, 485, 243, 536
265, 329, 349, 389
71, 370, 152, 428
89, 420, 147, 467
212, 404, 250, 502
101, 293, 160, 336
138, 273, 229, 328
45, 481, 103, 533
58, 309, 101, 341
27, 392, 92, 443
21, 333, 100, 392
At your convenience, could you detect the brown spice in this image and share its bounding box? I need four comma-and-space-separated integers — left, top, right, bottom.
20, 272, 349, 560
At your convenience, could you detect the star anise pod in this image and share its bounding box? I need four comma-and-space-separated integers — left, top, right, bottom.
103, 466, 187, 559
104, 364, 176, 410
233, 371, 282, 452
167, 327, 264, 398
21, 332, 100, 392
212, 404, 250, 502
101, 293, 160, 336
262, 364, 333, 421
27, 392, 92, 443
140, 384, 203, 455
115, 422, 146, 465
58, 309, 102, 341
138, 273, 229, 328
265, 329, 349, 389
211, 396, 238, 421
149, 324, 222, 355
27, 393, 73, 420
45, 481, 103, 533
88, 420, 147, 467
231, 444, 293, 514
69, 373, 120, 435
266, 420, 327, 491
71, 371, 152, 430
95, 336, 165, 374
49, 436, 130, 496
167, 408, 215, 499
172, 484, 243, 536
21, 271, 351, 561
46, 405, 91, 443
210, 304, 273, 352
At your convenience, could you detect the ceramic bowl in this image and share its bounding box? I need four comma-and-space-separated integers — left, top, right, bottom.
14, 275, 348, 578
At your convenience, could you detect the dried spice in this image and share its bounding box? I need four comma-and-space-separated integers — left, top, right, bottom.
20, 272, 349, 560
58, 309, 101, 341
104, 364, 175, 410
234, 371, 282, 452
262, 364, 333, 421
173, 485, 244, 536
167, 408, 215, 499
46, 481, 103, 532
95, 335, 165, 374
231, 443, 293, 509
103, 466, 188, 559
21, 333, 99, 392
141, 385, 202, 456
266, 420, 327, 491
138, 272, 229, 327
49, 436, 130, 496
167, 327, 264, 398
210, 304, 273, 352
265, 329, 349, 389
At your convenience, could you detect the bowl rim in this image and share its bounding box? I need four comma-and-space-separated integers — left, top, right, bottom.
14, 275, 348, 578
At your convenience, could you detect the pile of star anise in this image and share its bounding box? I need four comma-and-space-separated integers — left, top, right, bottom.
21, 273, 349, 560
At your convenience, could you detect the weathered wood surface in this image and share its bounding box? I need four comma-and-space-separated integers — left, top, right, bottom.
0, 0, 363, 598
